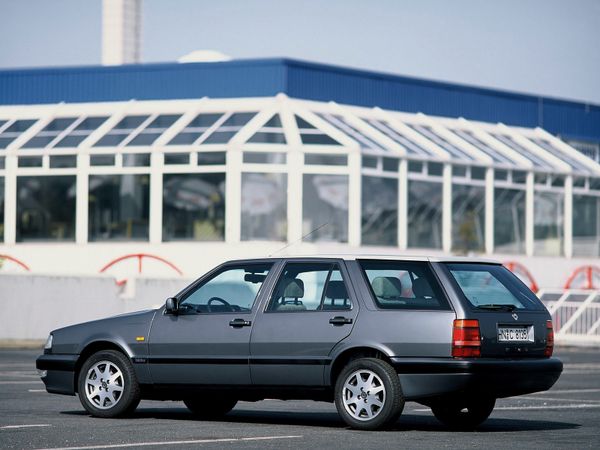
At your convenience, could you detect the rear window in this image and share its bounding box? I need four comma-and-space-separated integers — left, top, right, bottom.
359, 260, 450, 310
444, 263, 544, 311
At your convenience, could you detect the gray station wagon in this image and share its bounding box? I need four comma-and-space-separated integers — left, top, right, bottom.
37, 256, 562, 430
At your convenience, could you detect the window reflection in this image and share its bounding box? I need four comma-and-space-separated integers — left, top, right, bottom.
163, 173, 225, 241
452, 184, 485, 253
16, 176, 76, 241
408, 180, 442, 249
573, 195, 600, 257
241, 173, 287, 241
362, 176, 398, 246
534, 191, 564, 256
88, 174, 149, 241
494, 188, 526, 254
303, 174, 348, 242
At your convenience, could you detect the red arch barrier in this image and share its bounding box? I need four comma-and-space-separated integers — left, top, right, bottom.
100, 253, 183, 286
503, 261, 539, 293
564, 265, 600, 290
0, 254, 30, 271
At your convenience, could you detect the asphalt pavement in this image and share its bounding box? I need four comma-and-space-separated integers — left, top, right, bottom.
1, 347, 599, 449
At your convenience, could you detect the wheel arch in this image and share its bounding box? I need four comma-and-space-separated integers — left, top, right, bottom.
74, 340, 131, 393
327, 344, 395, 386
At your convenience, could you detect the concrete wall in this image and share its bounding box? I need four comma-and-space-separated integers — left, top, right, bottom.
0, 273, 190, 340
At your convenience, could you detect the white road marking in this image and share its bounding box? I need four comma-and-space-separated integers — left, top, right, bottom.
412, 404, 600, 412
541, 388, 600, 394
28, 389, 46, 392
33, 435, 303, 450
1, 424, 51, 430
0, 381, 43, 385
524, 396, 600, 403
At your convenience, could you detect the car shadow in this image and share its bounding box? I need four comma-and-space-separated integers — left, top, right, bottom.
60, 408, 580, 432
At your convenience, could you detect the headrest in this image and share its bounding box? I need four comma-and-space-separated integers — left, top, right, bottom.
372, 277, 402, 299
412, 277, 434, 298
326, 280, 348, 299
282, 278, 304, 298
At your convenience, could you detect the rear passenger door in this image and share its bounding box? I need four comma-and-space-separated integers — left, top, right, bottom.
250, 260, 358, 386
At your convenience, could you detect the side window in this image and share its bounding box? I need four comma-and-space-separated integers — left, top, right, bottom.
179, 263, 272, 314
359, 260, 450, 310
268, 263, 351, 312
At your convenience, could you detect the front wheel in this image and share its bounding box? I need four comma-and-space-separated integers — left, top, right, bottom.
334, 358, 404, 430
431, 397, 496, 430
77, 350, 141, 418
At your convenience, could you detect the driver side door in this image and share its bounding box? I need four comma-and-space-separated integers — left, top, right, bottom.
148, 261, 275, 385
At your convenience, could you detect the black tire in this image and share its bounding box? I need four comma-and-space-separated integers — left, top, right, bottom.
184, 394, 237, 419
334, 357, 404, 430
431, 397, 496, 430
77, 350, 141, 418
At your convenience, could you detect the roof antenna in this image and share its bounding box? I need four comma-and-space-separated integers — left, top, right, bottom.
268, 223, 329, 257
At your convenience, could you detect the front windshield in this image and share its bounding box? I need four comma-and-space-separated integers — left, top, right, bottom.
444, 263, 544, 311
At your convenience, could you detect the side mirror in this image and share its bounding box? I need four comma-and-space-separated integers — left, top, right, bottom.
165, 297, 179, 314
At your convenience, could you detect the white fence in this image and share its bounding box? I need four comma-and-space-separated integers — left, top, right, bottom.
539, 289, 600, 346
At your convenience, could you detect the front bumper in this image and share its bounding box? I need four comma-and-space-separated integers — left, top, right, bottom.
390, 357, 563, 400
36, 354, 79, 395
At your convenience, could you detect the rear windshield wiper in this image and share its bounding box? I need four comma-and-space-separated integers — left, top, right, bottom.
476, 304, 517, 311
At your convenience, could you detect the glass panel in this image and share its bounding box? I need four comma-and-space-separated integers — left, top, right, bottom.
202, 130, 236, 144
362, 155, 378, 168
22, 117, 77, 148
126, 132, 162, 146
219, 112, 255, 127
18, 156, 43, 168
168, 132, 203, 145
145, 114, 180, 129
0, 119, 37, 149
304, 154, 347, 165
243, 152, 286, 164
93, 133, 129, 147
408, 161, 423, 173
428, 162, 443, 176
295, 115, 317, 129
529, 137, 592, 174
0, 177, 3, 241
90, 155, 115, 166
300, 133, 342, 145
93, 115, 149, 147
40, 118, 76, 131
495, 169, 509, 181
187, 113, 223, 128
113, 115, 149, 129
512, 170, 527, 184
316, 113, 383, 149
359, 260, 450, 310
452, 129, 516, 164
164, 153, 190, 165
408, 124, 475, 160
452, 184, 486, 253
167, 113, 223, 145
0, 156, 4, 170
452, 165, 467, 177
534, 190, 564, 256
267, 263, 350, 311
383, 157, 398, 172
494, 188, 526, 254
241, 173, 287, 241
53, 135, 88, 148
122, 153, 150, 167
303, 174, 348, 242
198, 151, 226, 165
572, 195, 600, 257
162, 173, 225, 241
21, 135, 56, 148
491, 133, 555, 170
88, 174, 150, 241
247, 132, 286, 144
180, 263, 273, 313
362, 176, 398, 246
73, 116, 109, 131
471, 166, 486, 180
263, 114, 283, 128
366, 119, 434, 156
49, 155, 77, 168
407, 180, 442, 249
16, 176, 76, 241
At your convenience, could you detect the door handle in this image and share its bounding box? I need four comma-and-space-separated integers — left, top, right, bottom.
329, 316, 353, 326
229, 318, 252, 328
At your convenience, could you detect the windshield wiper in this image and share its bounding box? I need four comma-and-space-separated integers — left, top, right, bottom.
476, 304, 517, 311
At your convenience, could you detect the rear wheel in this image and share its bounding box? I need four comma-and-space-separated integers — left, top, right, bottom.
184, 394, 237, 419
431, 397, 496, 430
77, 350, 140, 418
334, 357, 404, 430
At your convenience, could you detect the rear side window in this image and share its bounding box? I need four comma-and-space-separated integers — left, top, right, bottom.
359, 260, 450, 310
444, 263, 544, 311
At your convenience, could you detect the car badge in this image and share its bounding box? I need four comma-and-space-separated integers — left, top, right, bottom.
512, 313, 519, 321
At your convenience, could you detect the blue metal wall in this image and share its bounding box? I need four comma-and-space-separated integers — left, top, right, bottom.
0, 58, 598, 144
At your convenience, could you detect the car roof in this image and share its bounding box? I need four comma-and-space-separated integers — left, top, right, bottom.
228, 254, 501, 264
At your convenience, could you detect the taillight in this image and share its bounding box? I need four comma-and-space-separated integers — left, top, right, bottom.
545, 320, 554, 357
452, 319, 481, 358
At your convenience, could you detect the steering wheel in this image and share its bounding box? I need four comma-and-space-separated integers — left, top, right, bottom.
207, 296, 232, 312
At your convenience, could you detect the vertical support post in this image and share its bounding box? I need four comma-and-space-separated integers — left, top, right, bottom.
4, 154, 17, 244
225, 146, 242, 244
287, 151, 303, 243
398, 159, 408, 250
526, 172, 535, 256
564, 175, 573, 258
348, 152, 361, 247
149, 152, 163, 244
75, 153, 89, 244
485, 167, 494, 254
442, 163, 452, 253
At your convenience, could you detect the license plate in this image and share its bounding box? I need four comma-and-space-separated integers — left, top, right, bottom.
498, 326, 533, 342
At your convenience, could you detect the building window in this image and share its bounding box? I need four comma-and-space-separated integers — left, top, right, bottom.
241, 173, 287, 241
452, 184, 485, 253
534, 190, 564, 256
302, 174, 348, 242
494, 188, 526, 254
572, 195, 600, 257
16, 176, 76, 242
162, 173, 225, 241
362, 176, 398, 246
408, 180, 442, 249
88, 174, 150, 241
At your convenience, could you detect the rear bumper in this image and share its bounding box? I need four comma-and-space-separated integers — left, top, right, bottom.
36, 354, 78, 395
391, 357, 563, 400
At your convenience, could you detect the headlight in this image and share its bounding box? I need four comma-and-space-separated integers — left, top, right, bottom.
44, 334, 53, 351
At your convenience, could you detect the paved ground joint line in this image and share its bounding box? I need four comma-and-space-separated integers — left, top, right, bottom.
1, 424, 51, 430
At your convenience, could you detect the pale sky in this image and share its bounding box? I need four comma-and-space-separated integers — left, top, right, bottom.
1, 0, 599, 104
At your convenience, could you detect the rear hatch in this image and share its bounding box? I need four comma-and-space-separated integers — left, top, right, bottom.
442, 263, 551, 358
